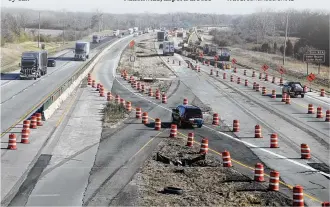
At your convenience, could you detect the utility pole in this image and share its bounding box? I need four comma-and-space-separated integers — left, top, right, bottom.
38, 11, 40, 48
62, 18, 65, 45
283, 13, 289, 65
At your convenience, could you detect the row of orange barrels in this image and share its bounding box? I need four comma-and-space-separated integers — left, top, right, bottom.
88, 73, 329, 206
188, 61, 327, 97
7, 113, 43, 150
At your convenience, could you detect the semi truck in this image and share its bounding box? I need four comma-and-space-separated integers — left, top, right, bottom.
157, 31, 165, 42
133, 27, 138, 32
20, 50, 48, 80
113, 30, 120, 37
163, 41, 175, 56
74, 42, 90, 61
217, 47, 231, 61
128, 28, 133, 34
92, 35, 101, 43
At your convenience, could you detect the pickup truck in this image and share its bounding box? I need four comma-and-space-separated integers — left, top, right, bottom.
282, 82, 305, 98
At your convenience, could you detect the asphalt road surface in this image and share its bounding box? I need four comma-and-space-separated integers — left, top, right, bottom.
0, 36, 116, 136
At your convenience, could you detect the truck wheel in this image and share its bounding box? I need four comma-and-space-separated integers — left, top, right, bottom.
301, 94, 305, 98
34, 76, 37, 80
44, 70, 47, 75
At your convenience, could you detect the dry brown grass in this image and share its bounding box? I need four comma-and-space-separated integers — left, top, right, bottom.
229, 47, 330, 91
102, 102, 127, 124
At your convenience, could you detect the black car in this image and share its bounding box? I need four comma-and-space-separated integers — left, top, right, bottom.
172, 105, 204, 128
47, 58, 56, 67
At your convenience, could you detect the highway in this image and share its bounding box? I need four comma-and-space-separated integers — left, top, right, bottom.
0, 36, 115, 136
1, 32, 329, 206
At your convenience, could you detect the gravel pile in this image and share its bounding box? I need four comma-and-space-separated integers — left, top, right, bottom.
134, 138, 292, 206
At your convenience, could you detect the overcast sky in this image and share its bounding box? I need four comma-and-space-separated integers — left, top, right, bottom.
1, 0, 329, 14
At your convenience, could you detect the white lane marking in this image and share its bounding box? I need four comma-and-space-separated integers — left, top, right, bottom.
30, 194, 60, 197
114, 75, 330, 179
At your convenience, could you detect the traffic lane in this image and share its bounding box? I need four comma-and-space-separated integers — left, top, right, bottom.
199, 66, 329, 145
0, 48, 101, 135
0, 51, 78, 104
157, 55, 328, 205
111, 72, 327, 206
226, 67, 330, 110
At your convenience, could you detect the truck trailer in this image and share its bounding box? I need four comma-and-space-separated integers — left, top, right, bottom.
20, 51, 48, 80
74, 42, 90, 61
128, 28, 133, 34
92, 35, 101, 43
157, 31, 165, 42
113, 30, 120, 37
133, 27, 138, 32
163, 41, 174, 56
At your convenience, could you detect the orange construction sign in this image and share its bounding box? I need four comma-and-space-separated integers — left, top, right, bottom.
129, 40, 135, 48
307, 73, 316, 82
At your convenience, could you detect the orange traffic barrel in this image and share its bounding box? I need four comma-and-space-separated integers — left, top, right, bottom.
23, 120, 31, 134
137, 82, 141, 90
142, 112, 148, 124
141, 84, 145, 93
92, 80, 96, 88
36, 113, 43, 126
254, 163, 265, 182
286, 94, 291, 104
96, 83, 100, 91
244, 70, 247, 76
169, 124, 177, 138
307, 104, 314, 114
230, 75, 234, 82
133, 81, 137, 89
255, 125, 262, 138
320, 89, 325, 97
115, 94, 120, 104
270, 133, 278, 148
126, 101, 132, 112
87, 78, 92, 85
207, 61, 210, 66
245, 79, 248, 86
252, 71, 256, 77
199, 138, 208, 154
259, 72, 262, 79
154, 118, 161, 130
162, 93, 167, 104
155, 90, 161, 100
301, 143, 311, 159
272, 76, 275, 83
187, 132, 194, 147
30, 116, 37, 129
214, 63, 217, 68
222, 151, 232, 167
120, 98, 125, 106
264, 74, 268, 81
233, 120, 239, 132
7, 133, 17, 150
21, 128, 29, 144
322, 202, 330, 206
293, 185, 304, 207
316, 107, 323, 118
148, 88, 153, 96
262, 87, 266, 95
202, 61, 205, 65
271, 90, 276, 98
280, 78, 283, 85
253, 82, 256, 90
197, 66, 200, 72
233, 67, 237, 73
183, 98, 188, 105
212, 113, 219, 125
282, 93, 287, 102
268, 170, 280, 191
223, 73, 226, 79
107, 92, 112, 101
100, 89, 105, 97
325, 110, 330, 122
255, 84, 260, 92
303, 85, 308, 93
237, 77, 241, 84
136, 107, 142, 119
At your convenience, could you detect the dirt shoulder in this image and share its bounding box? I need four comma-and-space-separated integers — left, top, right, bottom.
131, 138, 292, 206
229, 47, 330, 92
117, 35, 175, 92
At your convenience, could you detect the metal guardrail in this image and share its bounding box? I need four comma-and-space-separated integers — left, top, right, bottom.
1, 38, 117, 137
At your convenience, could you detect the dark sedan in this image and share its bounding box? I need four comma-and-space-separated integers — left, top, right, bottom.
47, 58, 56, 67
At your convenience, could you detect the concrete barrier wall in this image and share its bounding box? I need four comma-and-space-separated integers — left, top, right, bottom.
43, 35, 132, 120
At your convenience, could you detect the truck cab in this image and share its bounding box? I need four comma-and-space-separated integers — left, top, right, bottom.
20, 51, 48, 80
282, 82, 305, 98
74, 42, 90, 61
92, 35, 100, 43
172, 105, 204, 128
